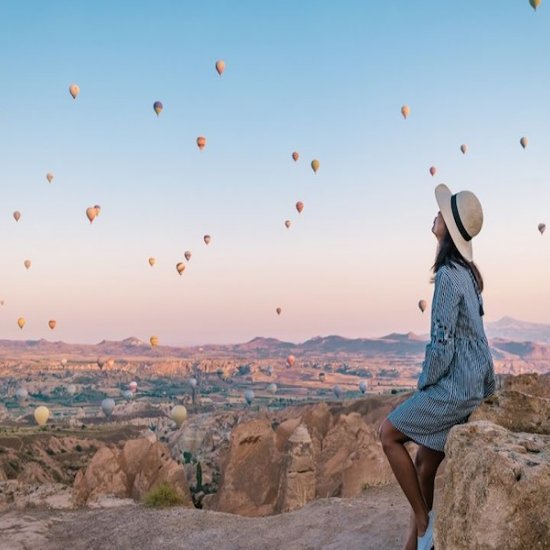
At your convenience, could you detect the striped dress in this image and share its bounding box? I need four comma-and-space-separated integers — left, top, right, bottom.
387, 261, 496, 452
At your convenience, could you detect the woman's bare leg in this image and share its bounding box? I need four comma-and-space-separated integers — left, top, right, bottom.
403, 444, 446, 549
379, 419, 430, 537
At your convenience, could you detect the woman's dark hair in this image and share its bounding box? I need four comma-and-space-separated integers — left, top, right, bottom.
432, 230, 484, 292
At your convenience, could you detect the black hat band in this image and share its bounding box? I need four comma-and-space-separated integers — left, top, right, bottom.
451, 194, 472, 242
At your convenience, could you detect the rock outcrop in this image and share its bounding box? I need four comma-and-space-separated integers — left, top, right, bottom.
73, 438, 193, 507
435, 421, 550, 549
210, 394, 407, 516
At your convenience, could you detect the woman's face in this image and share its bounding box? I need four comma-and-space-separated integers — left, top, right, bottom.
432, 211, 447, 241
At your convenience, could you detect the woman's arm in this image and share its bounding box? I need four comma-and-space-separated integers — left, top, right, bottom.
417, 267, 462, 390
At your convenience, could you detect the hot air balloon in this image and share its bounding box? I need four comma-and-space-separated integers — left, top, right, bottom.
106, 358, 115, 369
46, 172, 54, 183
284, 220, 291, 229
122, 389, 134, 401
215, 60, 225, 75
61, 358, 67, 366
359, 381, 368, 394
520, 136, 528, 149
319, 372, 326, 382
101, 398, 115, 418
538, 223, 546, 235
171, 405, 187, 427
150, 336, 159, 347
530, 0, 541, 10
48, 320, 56, 330
286, 355, 295, 368
69, 83, 80, 99
17, 317, 25, 330
97, 357, 106, 369
296, 201, 304, 214
197, 136, 206, 150
244, 389, 254, 405
184, 250, 192, 261
66, 384, 77, 396
267, 383, 277, 395
276, 307, 282, 315
16, 387, 28, 402
34, 406, 50, 426
129, 381, 138, 393
203, 235, 211, 245
418, 299, 427, 313
86, 207, 96, 223
292, 152, 299, 162
148, 257, 156, 267
311, 159, 320, 174
332, 385, 343, 399
267, 365, 273, 376
94, 205, 101, 216
460, 144, 468, 155
24, 260, 31, 270
13, 211, 21, 222
401, 105, 410, 119
429, 166, 437, 177
153, 101, 163, 116
176, 262, 186, 275
189, 377, 197, 389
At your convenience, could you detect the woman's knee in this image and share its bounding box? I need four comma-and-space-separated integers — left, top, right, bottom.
379, 419, 401, 449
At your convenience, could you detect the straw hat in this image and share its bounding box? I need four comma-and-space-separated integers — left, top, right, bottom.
435, 184, 483, 262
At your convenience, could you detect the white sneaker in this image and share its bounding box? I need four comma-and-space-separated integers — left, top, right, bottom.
417, 510, 435, 550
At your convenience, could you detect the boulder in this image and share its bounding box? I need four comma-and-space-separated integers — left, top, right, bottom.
73, 438, 192, 507
435, 420, 550, 549
213, 419, 282, 516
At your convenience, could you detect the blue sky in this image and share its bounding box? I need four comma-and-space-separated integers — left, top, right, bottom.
0, 1, 549, 344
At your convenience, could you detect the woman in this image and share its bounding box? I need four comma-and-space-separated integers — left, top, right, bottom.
379, 184, 496, 550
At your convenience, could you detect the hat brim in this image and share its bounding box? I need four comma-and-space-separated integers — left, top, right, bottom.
435, 183, 473, 262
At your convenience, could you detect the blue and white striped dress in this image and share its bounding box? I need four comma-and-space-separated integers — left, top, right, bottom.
387, 261, 496, 452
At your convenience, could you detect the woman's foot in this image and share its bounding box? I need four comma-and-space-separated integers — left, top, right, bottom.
417, 510, 435, 550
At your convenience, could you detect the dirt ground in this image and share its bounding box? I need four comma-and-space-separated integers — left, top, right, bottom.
1, 484, 417, 550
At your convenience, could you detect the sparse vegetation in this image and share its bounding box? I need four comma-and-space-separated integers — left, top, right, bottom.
143, 482, 185, 507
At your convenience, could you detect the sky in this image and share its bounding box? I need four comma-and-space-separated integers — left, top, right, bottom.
0, 0, 549, 345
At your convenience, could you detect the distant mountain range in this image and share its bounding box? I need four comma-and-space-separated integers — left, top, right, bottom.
0, 317, 549, 361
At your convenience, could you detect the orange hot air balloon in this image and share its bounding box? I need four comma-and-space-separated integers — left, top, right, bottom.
48, 320, 56, 330
530, 0, 541, 10
418, 299, 427, 313
46, 172, 54, 183
276, 307, 282, 315
538, 223, 546, 235
176, 262, 186, 275
148, 257, 156, 267
286, 354, 296, 368
13, 211, 21, 222
292, 152, 299, 162
150, 335, 159, 347
319, 372, 326, 382
69, 83, 80, 99
184, 250, 192, 261
197, 136, 206, 150
284, 220, 291, 229
17, 317, 25, 330
401, 105, 410, 119
296, 201, 304, 214
203, 234, 211, 245
24, 260, 31, 270
520, 136, 528, 149
429, 166, 437, 177
311, 159, 320, 174
460, 144, 468, 155
215, 60, 225, 75
86, 207, 96, 223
